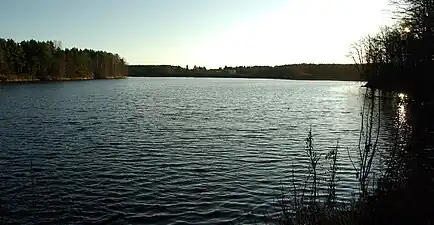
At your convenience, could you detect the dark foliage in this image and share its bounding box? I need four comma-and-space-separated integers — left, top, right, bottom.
128, 64, 362, 81
350, 0, 434, 101
0, 38, 127, 82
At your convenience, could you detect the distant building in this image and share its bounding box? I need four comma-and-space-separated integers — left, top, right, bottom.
225, 69, 236, 74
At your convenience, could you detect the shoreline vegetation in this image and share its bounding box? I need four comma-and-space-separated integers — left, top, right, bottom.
0, 38, 128, 84
0, 75, 128, 83
268, 0, 433, 224
0, 38, 363, 84
1, 75, 128, 83
348, 0, 434, 101
128, 64, 362, 81
265, 90, 433, 225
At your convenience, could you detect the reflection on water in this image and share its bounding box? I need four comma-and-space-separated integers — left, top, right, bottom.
397, 102, 406, 125
397, 93, 407, 100
375, 90, 434, 225
397, 104, 406, 123
396, 93, 410, 146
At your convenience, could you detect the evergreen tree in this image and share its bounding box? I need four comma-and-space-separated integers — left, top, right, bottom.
0, 38, 127, 81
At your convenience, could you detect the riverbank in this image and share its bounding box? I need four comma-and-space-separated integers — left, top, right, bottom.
0, 75, 128, 84
364, 80, 434, 104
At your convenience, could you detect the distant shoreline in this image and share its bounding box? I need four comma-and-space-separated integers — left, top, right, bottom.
128, 64, 364, 82
129, 74, 363, 82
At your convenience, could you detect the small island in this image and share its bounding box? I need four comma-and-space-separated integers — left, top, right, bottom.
0, 38, 128, 83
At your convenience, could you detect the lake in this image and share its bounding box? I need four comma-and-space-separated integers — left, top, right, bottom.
0, 77, 383, 224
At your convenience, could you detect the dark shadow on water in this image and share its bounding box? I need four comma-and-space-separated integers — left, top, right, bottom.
366, 94, 434, 225
241, 90, 434, 225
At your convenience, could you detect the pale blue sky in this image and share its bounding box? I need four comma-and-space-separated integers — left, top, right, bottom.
0, 0, 393, 68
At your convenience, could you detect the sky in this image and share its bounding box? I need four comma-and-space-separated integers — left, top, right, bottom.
0, 0, 394, 68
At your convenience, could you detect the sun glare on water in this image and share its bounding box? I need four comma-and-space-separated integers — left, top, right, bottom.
397, 93, 408, 125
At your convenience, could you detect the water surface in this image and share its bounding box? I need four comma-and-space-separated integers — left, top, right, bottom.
1, 77, 369, 224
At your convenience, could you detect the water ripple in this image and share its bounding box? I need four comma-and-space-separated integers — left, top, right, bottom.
0, 78, 382, 224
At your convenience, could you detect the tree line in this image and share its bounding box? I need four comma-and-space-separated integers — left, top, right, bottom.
350, 0, 433, 100
0, 38, 127, 82
128, 64, 361, 81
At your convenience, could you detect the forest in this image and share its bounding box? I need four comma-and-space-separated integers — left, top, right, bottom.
350, 0, 434, 101
0, 39, 127, 82
128, 64, 362, 81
